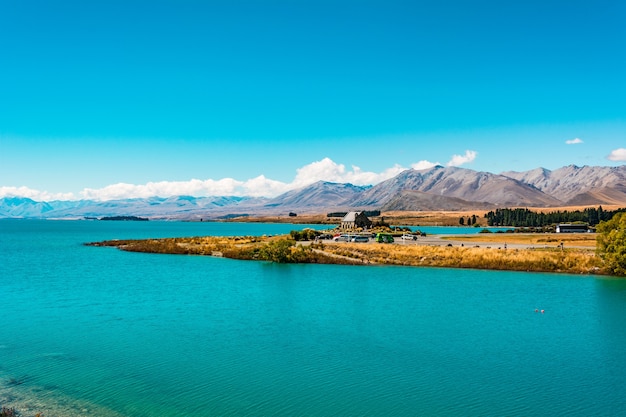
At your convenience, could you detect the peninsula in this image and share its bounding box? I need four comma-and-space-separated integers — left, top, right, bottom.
87, 229, 606, 276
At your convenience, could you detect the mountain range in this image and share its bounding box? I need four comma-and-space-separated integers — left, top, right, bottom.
2, 164, 625, 219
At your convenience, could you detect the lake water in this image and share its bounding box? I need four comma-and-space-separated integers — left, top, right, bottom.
1, 220, 625, 416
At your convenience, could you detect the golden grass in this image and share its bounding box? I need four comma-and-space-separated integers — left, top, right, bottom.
443, 233, 597, 248
88, 233, 608, 275
317, 242, 604, 274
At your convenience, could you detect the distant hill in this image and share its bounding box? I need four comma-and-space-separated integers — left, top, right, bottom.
1, 164, 625, 219
379, 190, 494, 211
0, 195, 261, 219
501, 165, 626, 206
0, 197, 55, 218
261, 181, 370, 210
352, 166, 562, 208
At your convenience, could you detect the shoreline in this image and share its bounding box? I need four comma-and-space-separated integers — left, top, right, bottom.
87, 232, 608, 276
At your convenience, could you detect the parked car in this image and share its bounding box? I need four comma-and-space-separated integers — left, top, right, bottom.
351, 235, 370, 242
375, 233, 394, 243
334, 234, 352, 242
402, 234, 418, 241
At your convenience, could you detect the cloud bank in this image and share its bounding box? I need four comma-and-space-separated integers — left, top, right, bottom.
607, 148, 626, 162
1, 151, 477, 201
0, 186, 75, 202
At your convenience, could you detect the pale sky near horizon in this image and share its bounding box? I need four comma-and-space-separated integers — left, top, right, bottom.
1, 0, 625, 201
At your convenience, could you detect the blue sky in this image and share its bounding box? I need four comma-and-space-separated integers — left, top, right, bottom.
1, 0, 624, 201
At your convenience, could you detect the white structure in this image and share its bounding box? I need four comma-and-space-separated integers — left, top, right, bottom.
556, 224, 589, 233
340, 211, 372, 230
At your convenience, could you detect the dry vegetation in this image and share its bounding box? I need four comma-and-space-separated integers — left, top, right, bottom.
443, 232, 597, 248
380, 210, 490, 226
89, 236, 267, 257
315, 241, 603, 274
88, 232, 608, 275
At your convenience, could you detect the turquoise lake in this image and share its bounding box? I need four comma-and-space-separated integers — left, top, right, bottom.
1, 219, 626, 416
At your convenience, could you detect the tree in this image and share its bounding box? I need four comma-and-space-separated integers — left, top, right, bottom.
259, 239, 295, 263
596, 212, 626, 276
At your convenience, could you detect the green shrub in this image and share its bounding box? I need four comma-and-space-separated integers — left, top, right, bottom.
596, 212, 626, 276
259, 239, 296, 263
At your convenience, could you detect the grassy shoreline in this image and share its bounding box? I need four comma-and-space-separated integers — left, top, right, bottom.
87, 233, 608, 276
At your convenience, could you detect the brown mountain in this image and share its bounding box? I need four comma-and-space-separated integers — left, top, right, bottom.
501, 165, 626, 205
3, 165, 625, 219
380, 190, 494, 211
351, 166, 562, 209
261, 181, 371, 211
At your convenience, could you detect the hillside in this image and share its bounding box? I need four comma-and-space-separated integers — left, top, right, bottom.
501, 165, 626, 205
1, 164, 625, 219
352, 166, 562, 208
261, 181, 370, 210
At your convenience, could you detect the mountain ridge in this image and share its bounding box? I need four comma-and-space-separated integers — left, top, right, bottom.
1, 164, 625, 219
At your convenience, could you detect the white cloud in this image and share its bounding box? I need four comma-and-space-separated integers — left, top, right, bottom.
79, 177, 270, 201
240, 175, 290, 197
411, 160, 439, 170
5, 159, 403, 202
3, 153, 478, 201
566, 138, 584, 145
73, 158, 409, 201
607, 148, 626, 162
447, 150, 477, 167
292, 157, 404, 188
0, 186, 76, 201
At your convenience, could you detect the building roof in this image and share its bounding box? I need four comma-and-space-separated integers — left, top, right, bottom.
342, 211, 360, 222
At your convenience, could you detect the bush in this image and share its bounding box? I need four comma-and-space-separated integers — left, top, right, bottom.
290, 229, 319, 241
596, 212, 626, 276
259, 239, 296, 263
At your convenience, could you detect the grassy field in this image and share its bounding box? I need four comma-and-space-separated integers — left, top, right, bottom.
442, 232, 597, 248
316, 241, 602, 274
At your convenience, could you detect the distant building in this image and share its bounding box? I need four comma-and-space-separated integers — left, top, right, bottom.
341, 211, 372, 230
556, 224, 589, 233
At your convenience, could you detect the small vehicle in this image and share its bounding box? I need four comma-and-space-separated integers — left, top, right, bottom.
402, 234, 418, 241
351, 235, 369, 242
375, 233, 394, 243
334, 234, 352, 242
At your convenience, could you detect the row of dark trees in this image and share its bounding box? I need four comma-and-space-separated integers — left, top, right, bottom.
484, 206, 626, 227
459, 215, 478, 226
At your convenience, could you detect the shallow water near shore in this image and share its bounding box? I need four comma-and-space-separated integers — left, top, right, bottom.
1, 219, 626, 416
